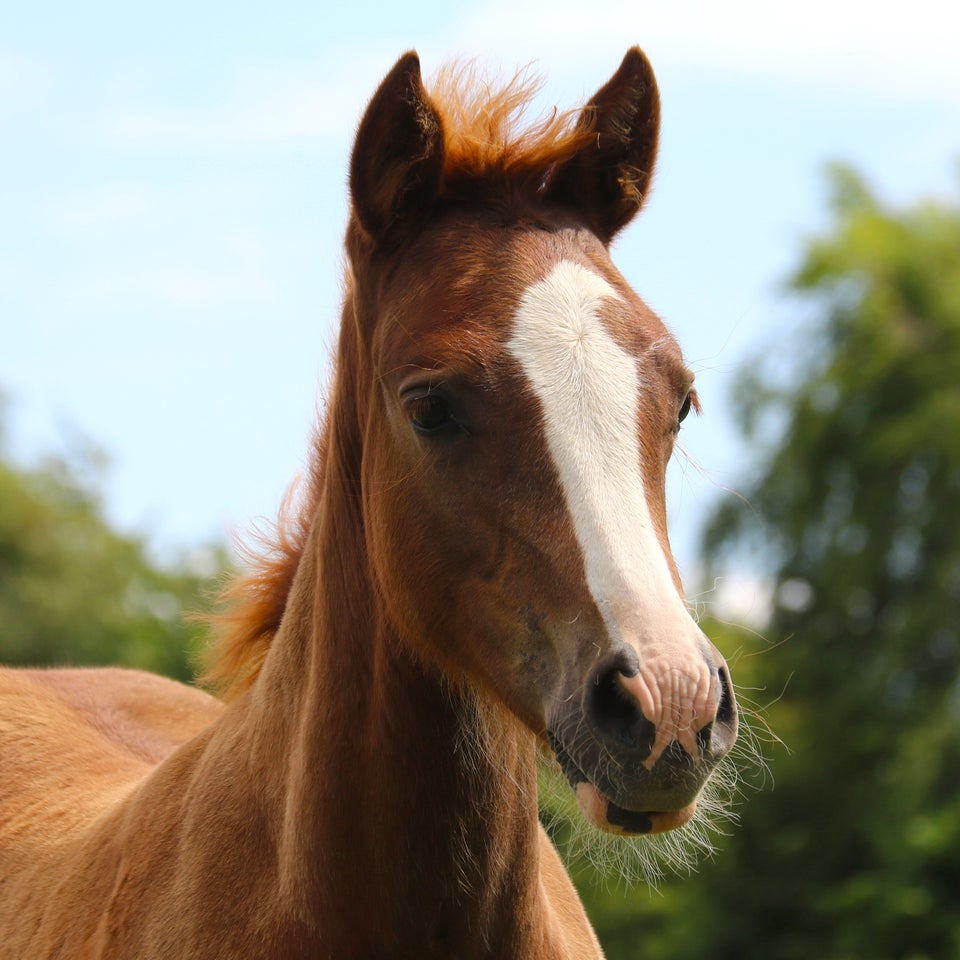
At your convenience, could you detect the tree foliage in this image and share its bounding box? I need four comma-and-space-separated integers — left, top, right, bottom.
687, 165, 960, 959
0, 417, 223, 682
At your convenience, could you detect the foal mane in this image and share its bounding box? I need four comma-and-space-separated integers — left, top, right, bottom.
201, 457, 324, 698
428, 60, 596, 189
203, 62, 596, 698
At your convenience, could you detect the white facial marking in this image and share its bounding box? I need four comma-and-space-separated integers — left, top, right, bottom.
507, 260, 712, 764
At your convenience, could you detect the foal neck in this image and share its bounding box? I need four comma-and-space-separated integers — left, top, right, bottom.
249, 472, 547, 956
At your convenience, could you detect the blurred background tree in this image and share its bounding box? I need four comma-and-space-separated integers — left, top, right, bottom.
695, 164, 960, 959
0, 407, 225, 682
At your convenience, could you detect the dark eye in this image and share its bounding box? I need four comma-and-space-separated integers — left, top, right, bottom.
677, 390, 698, 429
406, 393, 456, 436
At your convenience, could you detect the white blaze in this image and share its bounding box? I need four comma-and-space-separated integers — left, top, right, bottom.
507, 259, 712, 763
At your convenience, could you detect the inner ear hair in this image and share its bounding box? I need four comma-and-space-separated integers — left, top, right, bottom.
545, 47, 661, 244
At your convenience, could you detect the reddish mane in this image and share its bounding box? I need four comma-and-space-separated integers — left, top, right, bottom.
430, 62, 595, 186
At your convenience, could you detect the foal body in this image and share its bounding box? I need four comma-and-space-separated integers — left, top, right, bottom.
0, 48, 736, 958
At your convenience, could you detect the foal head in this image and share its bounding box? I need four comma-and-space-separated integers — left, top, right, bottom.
347, 49, 738, 837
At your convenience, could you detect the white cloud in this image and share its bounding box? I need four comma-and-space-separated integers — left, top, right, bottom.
73, 229, 275, 309
83, 45, 400, 150
442, 0, 960, 105
42, 182, 159, 230
76, 265, 244, 308
62, 4, 958, 157
0, 54, 52, 118
654, 0, 960, 103
96, 86, 337, 149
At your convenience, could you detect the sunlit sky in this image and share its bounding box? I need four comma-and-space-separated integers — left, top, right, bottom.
3, 1, 959, 607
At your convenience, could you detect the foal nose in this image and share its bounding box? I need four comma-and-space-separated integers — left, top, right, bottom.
583, 646, 738, 767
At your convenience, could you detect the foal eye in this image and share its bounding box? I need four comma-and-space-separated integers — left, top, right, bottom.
406, 393, 455, 435
677, 390, 698, 428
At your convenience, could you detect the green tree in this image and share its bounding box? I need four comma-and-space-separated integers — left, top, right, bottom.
690, 166, 960, 959
0, 412, 224, 682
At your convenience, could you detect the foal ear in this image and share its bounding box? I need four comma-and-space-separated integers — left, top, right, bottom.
350, 52, 445, 249
546, 47, 660, 244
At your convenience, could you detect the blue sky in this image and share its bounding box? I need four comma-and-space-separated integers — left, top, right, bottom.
3, 1, 959, 614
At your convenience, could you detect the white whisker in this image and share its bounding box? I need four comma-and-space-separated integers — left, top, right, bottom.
538, 706, 768, 888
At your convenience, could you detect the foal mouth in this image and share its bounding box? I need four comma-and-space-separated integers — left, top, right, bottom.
546, 731, 696, 837
575, 780, 697, 836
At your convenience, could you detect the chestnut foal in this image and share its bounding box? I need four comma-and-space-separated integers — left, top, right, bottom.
0, 48, 737, 958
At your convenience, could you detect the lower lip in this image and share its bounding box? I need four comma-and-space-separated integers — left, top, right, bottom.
575, 781, 697, 835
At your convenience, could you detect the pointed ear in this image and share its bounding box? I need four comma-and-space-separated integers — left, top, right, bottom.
546, 47, 660, 244
349, 52, 445, 249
